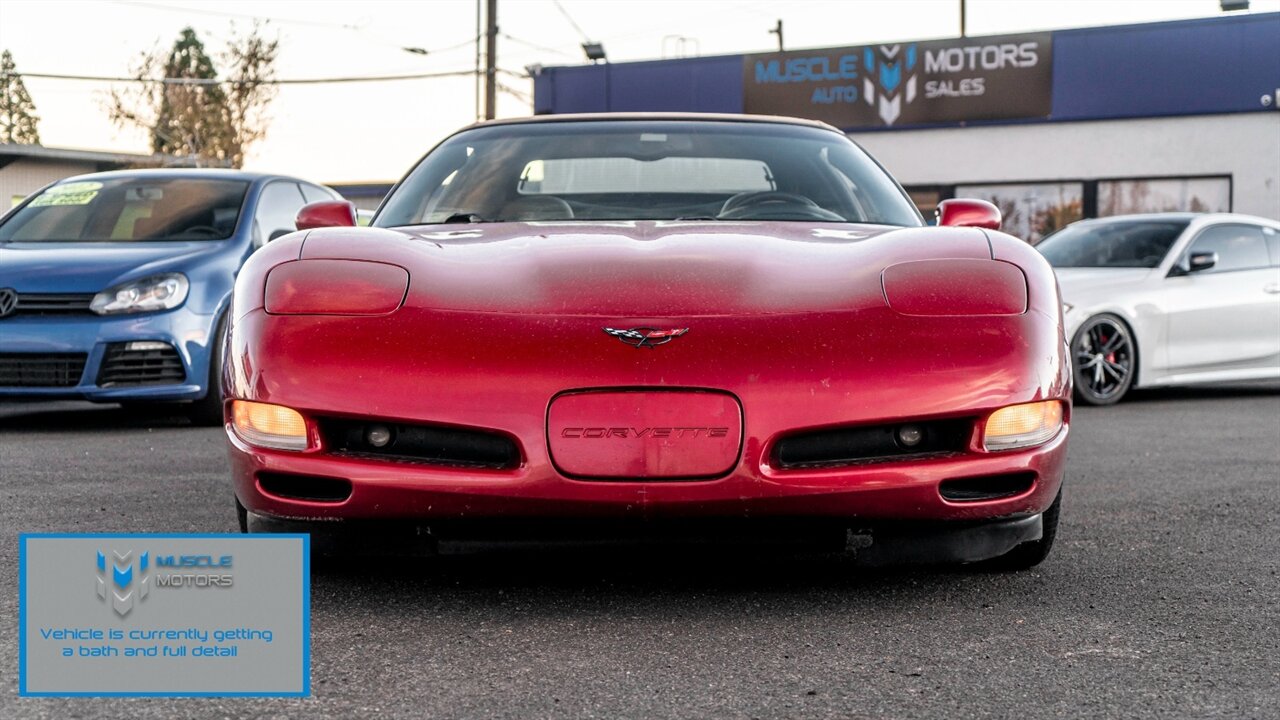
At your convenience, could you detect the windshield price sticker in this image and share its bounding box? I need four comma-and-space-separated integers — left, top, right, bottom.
28, 181, 104, 207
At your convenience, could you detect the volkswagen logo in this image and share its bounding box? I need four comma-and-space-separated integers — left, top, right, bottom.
0, 288, 18, 319
602, 327, 689, 349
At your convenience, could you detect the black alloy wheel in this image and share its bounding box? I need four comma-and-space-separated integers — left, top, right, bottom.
1072, 314, 1136, 406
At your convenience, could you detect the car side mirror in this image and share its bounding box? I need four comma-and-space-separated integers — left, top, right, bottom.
936, 198, 1002, 231
1187, 251, 1217, 273
296, 201, 357, 231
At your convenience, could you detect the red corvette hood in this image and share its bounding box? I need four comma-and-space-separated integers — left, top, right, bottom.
300, 221, 992, 317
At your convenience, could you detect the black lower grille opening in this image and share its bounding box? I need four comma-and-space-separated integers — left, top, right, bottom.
774, 418, 972, 469
96, 342, 186, 387
939, 472, 1036, 502
0, 353, 88, 387
319, 418, 520, 470
257, 472, 352, 503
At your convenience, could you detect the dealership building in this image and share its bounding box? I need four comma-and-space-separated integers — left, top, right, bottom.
0, 144, 174, 209
531, 13, 1280, 242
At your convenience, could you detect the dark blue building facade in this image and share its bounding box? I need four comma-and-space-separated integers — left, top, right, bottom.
533, 14, 1280, 131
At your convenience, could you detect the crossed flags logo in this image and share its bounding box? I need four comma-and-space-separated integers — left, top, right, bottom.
96, 550, 150, 617
862, 44, 918, 127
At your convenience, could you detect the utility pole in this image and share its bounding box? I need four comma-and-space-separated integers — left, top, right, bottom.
768, 19, 784, 51
484, 0, 498, 120
960, 0, 967, 37
474, 0, 481, 121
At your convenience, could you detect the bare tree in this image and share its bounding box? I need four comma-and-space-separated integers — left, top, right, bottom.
107, 24, 278, 167
221, 24, 279, 168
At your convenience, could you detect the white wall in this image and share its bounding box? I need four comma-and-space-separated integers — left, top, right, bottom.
0, 158, 98, 209
850, 112, 1280, 220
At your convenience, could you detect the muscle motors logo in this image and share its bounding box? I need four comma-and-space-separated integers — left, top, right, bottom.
744, 32, 1051, 128
96, 550, 150, 617
95, 549, 234, 617
862, 44, 917, 126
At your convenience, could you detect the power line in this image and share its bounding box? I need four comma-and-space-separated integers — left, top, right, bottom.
21, 69, 477, 86
551, 0, 591, 41
107, 0, 363, 30
107, 0, 480, 57
430, 35, 486, 55
502, 33, 577, 59
497, 81, 531, 103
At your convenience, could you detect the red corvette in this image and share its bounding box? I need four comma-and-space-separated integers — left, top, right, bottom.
224, 114, 1070, 569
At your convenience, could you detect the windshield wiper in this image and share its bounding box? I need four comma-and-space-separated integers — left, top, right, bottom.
673, 216, 720, 221
442, 212, 487, 224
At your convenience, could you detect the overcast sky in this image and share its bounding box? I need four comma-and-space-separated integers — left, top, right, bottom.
1, 0, 1276, 184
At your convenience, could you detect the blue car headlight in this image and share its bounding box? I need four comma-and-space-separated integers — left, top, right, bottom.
90, 273, 190, 315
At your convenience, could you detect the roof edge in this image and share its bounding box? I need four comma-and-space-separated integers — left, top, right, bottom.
0, 143, 217, 167
461, 112, 843, 134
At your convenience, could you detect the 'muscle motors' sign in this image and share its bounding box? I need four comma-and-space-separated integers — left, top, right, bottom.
743, 33, 1052, 128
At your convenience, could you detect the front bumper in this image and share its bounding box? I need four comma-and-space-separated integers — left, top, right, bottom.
0, 309, 215, 401
226, 303, 1071, 525
228, 420, 1068, 524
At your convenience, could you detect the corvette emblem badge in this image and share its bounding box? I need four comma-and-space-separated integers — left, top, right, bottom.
602, 327, 689, 349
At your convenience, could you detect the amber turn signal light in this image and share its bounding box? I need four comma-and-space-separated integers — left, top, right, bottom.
231, 400, 309, 451
982, 401, 1064, 451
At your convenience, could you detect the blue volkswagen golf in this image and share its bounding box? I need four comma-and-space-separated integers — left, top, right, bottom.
0, 169, 342, 423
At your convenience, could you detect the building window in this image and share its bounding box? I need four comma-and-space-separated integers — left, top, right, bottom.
905, 188, 943, 222
1097, 177, 1230, 216
954, 182, 1084, 244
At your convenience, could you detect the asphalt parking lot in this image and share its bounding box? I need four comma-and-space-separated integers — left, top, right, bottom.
2, 385, 1278, 719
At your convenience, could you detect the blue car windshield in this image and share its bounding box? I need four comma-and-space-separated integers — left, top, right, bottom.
0, 177, 249, 242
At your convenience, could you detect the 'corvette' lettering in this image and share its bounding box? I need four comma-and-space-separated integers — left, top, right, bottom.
561, 427, 729, 439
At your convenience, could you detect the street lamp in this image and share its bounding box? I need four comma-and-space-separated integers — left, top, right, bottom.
581, 42, 606, 63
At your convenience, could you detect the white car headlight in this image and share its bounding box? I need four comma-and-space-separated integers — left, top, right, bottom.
91, 273, 189, 315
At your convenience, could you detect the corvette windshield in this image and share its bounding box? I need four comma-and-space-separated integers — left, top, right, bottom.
1037, 220, 1189, 268
375, 121, 921, 227
0, 177, 249, 243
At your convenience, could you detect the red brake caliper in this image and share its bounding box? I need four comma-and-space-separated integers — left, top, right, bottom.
1100, 332, 1113, 363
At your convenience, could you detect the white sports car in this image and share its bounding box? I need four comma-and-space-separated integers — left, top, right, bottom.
1038, 213, 1280, 405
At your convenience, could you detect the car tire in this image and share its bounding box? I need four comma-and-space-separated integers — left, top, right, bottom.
237, 501, 356, 573
976, 489, 1061, 571
186, 312, 227, 426
239, 503, 436, 568
1071, 313, 1137, 406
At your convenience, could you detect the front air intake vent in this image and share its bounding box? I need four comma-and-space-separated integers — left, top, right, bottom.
773, 418, 972, 469
257, 472, 352, 503
0, 353, 88, 387
939, 473, 1036, 502
318, 418, 520, 470
96, 342, 185, 387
